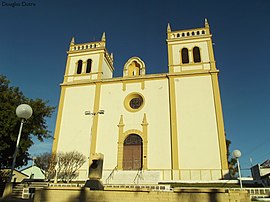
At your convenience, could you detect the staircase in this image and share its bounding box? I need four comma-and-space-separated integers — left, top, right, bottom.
10, 183, 24, 199
3, 181, 48, 200
103, 170, 161, 185
28, 182, 48, 190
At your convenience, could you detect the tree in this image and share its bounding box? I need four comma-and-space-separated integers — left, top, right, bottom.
34, 152, 57, 180
0, 75, 55, 169
56, 151, 86, 182
226, 138, 238, 178
34, 151, 86, 182
0, 170, 10, 182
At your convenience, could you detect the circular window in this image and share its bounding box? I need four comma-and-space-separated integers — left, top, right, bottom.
124, 93, 144, 112
130, 97, 143, 109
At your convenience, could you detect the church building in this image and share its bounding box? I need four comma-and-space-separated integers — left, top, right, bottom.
52, 20, 228, 184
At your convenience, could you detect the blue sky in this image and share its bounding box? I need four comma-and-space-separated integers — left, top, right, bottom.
0, 0, 269, 176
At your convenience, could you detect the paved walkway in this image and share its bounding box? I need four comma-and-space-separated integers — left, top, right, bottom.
0, 197, 33, 202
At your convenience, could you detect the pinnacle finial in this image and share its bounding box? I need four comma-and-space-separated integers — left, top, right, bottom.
142, 113, 148, 125
70, 36, 75, 46
118, 115, 124, 126
167, 23, 171, 32
101, 32, 106, 41
110, 53, 114, 61
205, 18, 209, 27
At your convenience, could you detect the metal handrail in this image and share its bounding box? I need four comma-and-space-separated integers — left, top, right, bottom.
133, 169, 143, 184
105, 166, 117, 184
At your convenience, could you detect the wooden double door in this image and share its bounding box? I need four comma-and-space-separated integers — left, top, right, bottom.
123, 134, 142, 170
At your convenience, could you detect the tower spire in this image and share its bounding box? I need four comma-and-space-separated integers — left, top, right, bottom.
70, 36, 75, 46
101, 32, 106, 42
204, 18, 209, 28
167, 23, 171, 32
110, 53, 114, 62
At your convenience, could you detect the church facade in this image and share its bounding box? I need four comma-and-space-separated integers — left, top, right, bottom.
52, 20, 228, 183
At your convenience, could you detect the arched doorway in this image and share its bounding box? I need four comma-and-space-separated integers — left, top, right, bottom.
123, 134, 142, 170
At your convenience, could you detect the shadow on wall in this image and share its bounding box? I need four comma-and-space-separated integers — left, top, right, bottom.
33, 187, 250, 202
34, 187, 107, 202
67, 188, 107, 202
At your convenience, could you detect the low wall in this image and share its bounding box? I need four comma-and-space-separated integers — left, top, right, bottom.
34, 187, 251, 202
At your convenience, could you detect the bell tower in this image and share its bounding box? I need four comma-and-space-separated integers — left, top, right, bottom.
166, 20, 228, 178
63, 32, 114, 84
167, 19, 216, 73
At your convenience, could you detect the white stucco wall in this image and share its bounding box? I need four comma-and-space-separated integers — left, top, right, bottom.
143, 79, 171, 169
102, 58, 113, 79
174, 75, 221, 169
96, 79, 172, 170
56, 85, 96, 178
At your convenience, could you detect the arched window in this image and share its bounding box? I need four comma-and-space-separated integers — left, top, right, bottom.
128, 61, 140, 76
86, 59, 92, 73
181, 48, 189, 64
123, 134, 142, 170
193, 47, 201, 63
77, 60, 83, 74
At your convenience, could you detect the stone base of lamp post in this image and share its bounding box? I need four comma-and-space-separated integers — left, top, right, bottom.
2, 182, 13, 198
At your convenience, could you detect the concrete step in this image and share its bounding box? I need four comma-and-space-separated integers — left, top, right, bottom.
28, 182, 48, 188
103, 170, 161, 185
10, 185, 24, 199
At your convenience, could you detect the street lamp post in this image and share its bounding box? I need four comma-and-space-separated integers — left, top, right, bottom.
85, 110, 104, 179
8, 104, 33, 182
232, 149, 243, 189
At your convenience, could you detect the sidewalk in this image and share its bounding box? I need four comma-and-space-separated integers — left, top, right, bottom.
0, 197, 33, 202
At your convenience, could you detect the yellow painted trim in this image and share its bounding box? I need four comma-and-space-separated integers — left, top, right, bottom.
141, 113, 148, 169
52, 85, 67, 153
121, 80, 145, 91
167, 37, 212, 47
68, 49, 106, 57
178, 47, 189, 65
141, 81, 145, 90
63, 56, 72, 83
167, 34, 212, 43
179, 46, 203, 65
122, 82, 126, 91
206, 38, 217, 71
117, 115, 125, 170
123, 57, 146, 77
61, 70, 219, 88
168, 75, 179, 172
117, 114, 148, 170
188, 48, 193, 63
206, 34, 228, 171
211, 72, 228, 171
172, 61, 209, 67
64, 71, 100, 78
74, 59, 82, 75
97, 51, 104, 80
123, 92, 145, 113
89, 82, 102, 163
167, 41, 174, 73
168, 27, 208, 38
82, 61, 87, 74
68, 48, 113, 72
